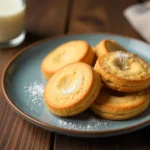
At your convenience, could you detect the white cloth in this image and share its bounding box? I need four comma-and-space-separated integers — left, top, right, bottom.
123, 1, 150, 43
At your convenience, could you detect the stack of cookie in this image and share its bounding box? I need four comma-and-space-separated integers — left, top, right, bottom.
92, 39, 150, 120
41, 39, 150, 120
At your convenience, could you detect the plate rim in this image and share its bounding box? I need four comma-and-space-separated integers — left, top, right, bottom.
2, 33, 150, 137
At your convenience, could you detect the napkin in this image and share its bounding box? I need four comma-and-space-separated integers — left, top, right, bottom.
123, 1, 150, 43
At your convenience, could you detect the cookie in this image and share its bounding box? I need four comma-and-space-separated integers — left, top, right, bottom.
95, 39, 128, 57
44, 62, 101, 117
94, 51, 150, 92
41, 40, 95, 79
91, 86, 149, 120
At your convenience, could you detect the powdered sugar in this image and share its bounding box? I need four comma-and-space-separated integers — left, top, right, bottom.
56, 111, 109, 130
116, 51, 130, 58
115, 51, 130, 70
24, 81, 45, 110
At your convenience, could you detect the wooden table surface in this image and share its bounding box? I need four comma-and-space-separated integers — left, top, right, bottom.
0, 0, 150, 150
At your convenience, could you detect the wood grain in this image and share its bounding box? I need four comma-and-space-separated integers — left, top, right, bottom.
69, 0, 142, 40
54, 128, 150, 150
26, 0, 69, 36
0, 108, 50, 150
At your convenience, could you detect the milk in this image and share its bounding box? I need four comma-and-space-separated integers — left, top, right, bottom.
0, 0, 25, 43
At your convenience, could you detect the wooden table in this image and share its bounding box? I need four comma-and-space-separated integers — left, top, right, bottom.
1, 0, 150, 149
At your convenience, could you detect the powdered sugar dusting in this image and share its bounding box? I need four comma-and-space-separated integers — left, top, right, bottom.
115, 51, 130, 70
24, 81, 45, 110
116, 51, 130, 61
55, 111, 110, 130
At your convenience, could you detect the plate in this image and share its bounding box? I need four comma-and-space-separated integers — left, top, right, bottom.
2, 34, 150, 137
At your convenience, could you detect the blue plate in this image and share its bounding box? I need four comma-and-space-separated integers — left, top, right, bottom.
2, 34, 150, 137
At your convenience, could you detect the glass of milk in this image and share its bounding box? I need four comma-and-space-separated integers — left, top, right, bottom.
0, 0, 26, 48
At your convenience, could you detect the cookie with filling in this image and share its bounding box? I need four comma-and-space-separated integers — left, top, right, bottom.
44, 62, 101, 117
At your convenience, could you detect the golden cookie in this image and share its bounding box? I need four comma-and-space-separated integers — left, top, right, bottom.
41, 40, 95, 79
44, 62, 101, 117
91, 86, 149, 120
94, 51, 150, 92
95, 39, 128, 57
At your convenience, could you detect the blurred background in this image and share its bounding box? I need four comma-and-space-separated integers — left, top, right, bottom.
25, 0, 145, 38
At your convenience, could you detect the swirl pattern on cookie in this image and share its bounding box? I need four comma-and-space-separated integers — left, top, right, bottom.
41, 40, 95, 79
94, 51, 150, 92
91, 86, 149, 120
44, 62, 101, 117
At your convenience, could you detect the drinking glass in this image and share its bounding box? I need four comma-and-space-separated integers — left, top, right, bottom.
0, 0, 26, 48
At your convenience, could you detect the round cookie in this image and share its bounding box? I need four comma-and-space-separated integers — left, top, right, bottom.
94, 51, 150, 92
95, 39, 128, 57
44, 62, 101, 117
41, 40, 95, 79
91, 86, 149, 120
